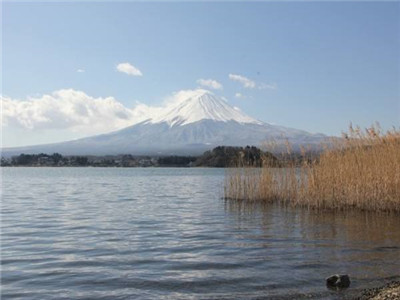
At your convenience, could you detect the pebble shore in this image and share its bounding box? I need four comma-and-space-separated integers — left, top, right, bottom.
355, 281, 400, 300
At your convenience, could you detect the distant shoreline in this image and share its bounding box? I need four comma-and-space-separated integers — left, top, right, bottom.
0, 146, 280, 168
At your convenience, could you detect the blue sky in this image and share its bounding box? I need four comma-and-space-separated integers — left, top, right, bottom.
2, 1, 399, 147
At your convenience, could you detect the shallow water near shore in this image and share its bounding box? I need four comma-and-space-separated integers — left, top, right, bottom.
2, 167, 400, 299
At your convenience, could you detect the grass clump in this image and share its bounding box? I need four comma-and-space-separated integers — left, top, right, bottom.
224, 124, 400, 213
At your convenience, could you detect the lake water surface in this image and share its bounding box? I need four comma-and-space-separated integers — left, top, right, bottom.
1, 168, 400, 299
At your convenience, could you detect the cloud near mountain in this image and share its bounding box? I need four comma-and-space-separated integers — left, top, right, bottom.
196, 78, 223, 90
1, 89, 152, 135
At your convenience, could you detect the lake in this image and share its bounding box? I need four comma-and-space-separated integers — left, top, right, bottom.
1, 168, 400, 299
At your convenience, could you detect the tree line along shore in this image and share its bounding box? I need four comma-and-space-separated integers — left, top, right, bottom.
0, 145, 276, 168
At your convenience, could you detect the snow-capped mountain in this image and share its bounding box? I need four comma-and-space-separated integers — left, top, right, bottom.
2, 89, 326, 156
148, 89, 262, 126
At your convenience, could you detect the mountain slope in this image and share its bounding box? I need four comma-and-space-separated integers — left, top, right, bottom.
2, 89, 326, 156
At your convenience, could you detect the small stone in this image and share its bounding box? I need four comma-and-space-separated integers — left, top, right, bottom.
326, 274, 351, 289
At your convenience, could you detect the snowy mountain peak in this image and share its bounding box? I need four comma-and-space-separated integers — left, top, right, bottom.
149, 89, 263, 127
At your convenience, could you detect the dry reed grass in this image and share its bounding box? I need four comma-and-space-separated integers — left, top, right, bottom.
224, 124, 400, 212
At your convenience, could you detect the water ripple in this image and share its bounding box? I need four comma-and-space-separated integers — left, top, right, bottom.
2, 168, 400, 299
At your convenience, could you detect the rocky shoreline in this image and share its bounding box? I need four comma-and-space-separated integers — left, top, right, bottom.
355, 281, 400, 300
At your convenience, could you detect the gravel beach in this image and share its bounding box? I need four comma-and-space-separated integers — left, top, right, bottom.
355, 281, 400, 300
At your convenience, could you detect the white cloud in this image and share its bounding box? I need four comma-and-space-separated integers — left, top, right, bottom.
116, 62, 143, 76
1, 89, 150, 136
234, 93, 252, 100
229, 74, 278, 90
235, 92, 243, 98
258, 82, 277, 90
196, 78, 223, 90
77, 69, 85, 73
228, 74, 256, 89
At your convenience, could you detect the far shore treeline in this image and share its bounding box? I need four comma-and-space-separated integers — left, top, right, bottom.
0, 146, 282, 168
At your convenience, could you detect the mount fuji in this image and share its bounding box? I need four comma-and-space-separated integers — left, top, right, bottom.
2, 89, 326, 156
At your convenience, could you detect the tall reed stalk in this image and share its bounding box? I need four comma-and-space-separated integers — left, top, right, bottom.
224, 124, 400, 212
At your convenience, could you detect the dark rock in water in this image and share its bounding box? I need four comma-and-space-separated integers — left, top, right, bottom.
326, 274, 351, 289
